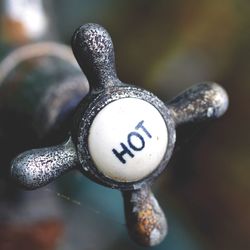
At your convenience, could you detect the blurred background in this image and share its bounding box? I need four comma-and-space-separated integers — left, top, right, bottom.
0, 0, 249, 249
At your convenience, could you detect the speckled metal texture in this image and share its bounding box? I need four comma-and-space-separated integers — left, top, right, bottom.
168, 82, 229, 125
74, 85, 176, 190
72, 23, 120, 92
70, 23, 177, 190
10, 23, 229, 247
11, 138, 78, 190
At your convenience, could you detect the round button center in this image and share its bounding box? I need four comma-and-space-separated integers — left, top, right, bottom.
88, 98, 168, 182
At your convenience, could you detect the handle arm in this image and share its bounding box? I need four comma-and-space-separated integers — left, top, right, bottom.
167, 82, 229, 126
122, 185, 167, 246
11, 137, 79, 190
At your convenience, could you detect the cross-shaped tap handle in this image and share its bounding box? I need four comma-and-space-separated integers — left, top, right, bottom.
11, 23, 228, 246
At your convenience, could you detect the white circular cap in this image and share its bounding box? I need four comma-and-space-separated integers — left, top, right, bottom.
88, 98, 168, 182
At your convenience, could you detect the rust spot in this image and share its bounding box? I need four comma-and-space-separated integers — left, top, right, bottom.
136, 203, 157, 238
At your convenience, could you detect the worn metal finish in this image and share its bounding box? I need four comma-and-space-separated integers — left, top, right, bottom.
123, 185, 167, 246
11, 138, 78, 189
168, 82, 229, 126
72, 23, 120, 92
11, 23, 229, 246
70, 24, 177, 190
74, 85, 176, 190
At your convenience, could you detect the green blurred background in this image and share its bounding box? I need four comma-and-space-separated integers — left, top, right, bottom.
0, 0, 249, 249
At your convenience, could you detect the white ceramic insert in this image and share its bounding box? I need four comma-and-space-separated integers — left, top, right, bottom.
88, 98, 168, 182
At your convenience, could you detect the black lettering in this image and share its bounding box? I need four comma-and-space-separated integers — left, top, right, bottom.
112, 143, 134, 164
127, 132, 145, 151
135, 120, 152, 138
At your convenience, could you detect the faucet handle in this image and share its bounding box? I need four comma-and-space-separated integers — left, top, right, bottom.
10, 22, 229, 247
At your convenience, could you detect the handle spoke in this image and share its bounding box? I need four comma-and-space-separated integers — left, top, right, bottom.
168, 82, 229, 126
72, 23, 121, 92
122, 185, 167, 246
11, 137, 79, 189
